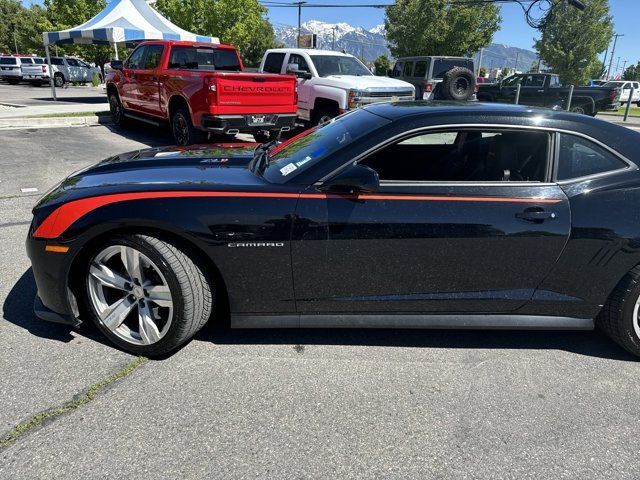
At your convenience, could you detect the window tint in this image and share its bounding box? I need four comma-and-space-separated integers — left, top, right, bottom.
523, 75, 545, 87
549, 75, 560, 87
263, 52, 285, 73
413, 61, 428, 78
50, 58, 64, 65
361, 129, 549, 182
313, 55, 372, 77
126, 47, 146, 69
432, 58, 474, 78
33, 58, 44, 64
168, 47, 241, 71
66, 58, 79, 67
0, 57, 17, 65
19, 57, 33, 64
557, 134, 627, 180
502, 75, 523, 87
402, 61, 414, 77
142, 45, 164, 70
287, 53, 309, 72
392, 62, 403, 77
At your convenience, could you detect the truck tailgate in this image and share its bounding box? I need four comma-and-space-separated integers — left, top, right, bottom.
214, 73, 296, 108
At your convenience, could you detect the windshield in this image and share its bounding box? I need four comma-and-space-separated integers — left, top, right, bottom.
261, 109, 389, 184
603, 82, 623, 88
312, 55, 372, 77
0, 57, 16, 65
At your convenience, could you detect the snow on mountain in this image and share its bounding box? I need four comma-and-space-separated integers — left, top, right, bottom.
370, 24, 386, 35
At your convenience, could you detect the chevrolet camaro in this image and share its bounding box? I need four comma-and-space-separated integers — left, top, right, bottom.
27, 102, 640, 356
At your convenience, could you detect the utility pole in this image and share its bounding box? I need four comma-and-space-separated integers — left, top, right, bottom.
621, 59, 628, 78
601, 42, 610, 78
607, 33, 623, 80
295, 2, 306, 48
536, 57, 541, 73
514, 52, 519, 72
615, 56, 621, 79
13, 32, 18, 54
476, 48, 484, 76
332, 27, 336, 50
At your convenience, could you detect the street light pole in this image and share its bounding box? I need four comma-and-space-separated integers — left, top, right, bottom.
615, 56, 621, 79
607, 33, 623, 80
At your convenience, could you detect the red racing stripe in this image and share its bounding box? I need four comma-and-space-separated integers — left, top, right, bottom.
33, 191, 562, 239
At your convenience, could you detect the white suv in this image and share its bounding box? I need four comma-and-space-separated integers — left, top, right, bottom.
49, 57, 103, 87
259, 48, 415, 125
0, 55, 41, 84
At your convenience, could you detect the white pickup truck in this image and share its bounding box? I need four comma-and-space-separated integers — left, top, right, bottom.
23, 56, 103, 87
258, 48, 415, 127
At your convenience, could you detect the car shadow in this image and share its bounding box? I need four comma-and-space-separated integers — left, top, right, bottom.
33, 95, 109, 105
4, 269, 637, 362
102, 123, 176, 148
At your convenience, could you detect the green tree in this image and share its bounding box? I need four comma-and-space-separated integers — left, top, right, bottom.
384, 0, 500, 57
478, 67, 487, 77
534, 0, 613, 85
374, 55, 391, 76
0, 0, 23, 54
155, 0, 278, 67
500, 66, 510, 78
623, 62, 640, 81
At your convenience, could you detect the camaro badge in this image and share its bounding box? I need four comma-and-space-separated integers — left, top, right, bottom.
228, 242, 285, 248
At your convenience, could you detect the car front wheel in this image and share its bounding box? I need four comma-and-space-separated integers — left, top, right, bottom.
54, 73, 64, 87
108, 92, 126, 126
85, 234, 213, 356
598, 265, 640, 357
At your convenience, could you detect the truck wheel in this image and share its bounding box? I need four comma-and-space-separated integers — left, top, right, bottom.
313, 106, 338, 126
570, 105, 589, 115
172, 108, 206, 146
54, 73, 65, 87
108, 92, 127, 126
441, 67, 475, 101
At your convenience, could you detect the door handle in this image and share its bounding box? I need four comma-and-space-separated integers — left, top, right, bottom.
516, 208, 556, 223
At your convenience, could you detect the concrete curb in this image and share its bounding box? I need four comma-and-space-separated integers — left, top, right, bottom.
0, 115, 112, 130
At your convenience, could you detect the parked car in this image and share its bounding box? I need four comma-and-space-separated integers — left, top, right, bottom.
107, 40, 299, 145
477, 73, 620, 115
27, 102, 640, 357
21, 57, 51, 86
587, 79, 607, 87
391, 56, 476, 100
602, 80, 640, 106
258, 48, 414, 125
0, 55, 42, 84
47, 56, 103, 87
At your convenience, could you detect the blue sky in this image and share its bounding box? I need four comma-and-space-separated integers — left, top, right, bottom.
23, 0, 640, 72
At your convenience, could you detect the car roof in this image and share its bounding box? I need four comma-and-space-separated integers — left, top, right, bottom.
139, 40, 236, 50
265, 48, 353, 57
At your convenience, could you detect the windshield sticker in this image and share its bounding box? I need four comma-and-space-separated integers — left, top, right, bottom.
280, 163, 298, 176
295, 156, 313, 167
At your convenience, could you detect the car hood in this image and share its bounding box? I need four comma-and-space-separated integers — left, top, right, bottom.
318, 75, 415, 91
60, 143, 261, 193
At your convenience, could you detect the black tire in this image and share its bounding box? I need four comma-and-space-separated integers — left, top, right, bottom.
597, 265, 640, 357
54, 73, 65, 87
172, 107, 206, 146
570, 104, 589, 115
312, 105, 339, 126
85, 234, 213, 356
108, 91, 126, 126
253, 130, 280, 144
441, 67, 476, 101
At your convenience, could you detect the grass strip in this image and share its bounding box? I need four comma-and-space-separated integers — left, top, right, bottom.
0, 356, 146, 450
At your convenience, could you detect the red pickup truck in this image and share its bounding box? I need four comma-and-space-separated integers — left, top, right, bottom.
106, 40, 298, 145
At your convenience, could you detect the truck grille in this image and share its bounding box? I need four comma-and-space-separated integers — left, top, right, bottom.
366, 91, 414, 98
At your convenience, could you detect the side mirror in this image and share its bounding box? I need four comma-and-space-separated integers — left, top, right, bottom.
319, 164, 379, 194
111, 60, 123, 71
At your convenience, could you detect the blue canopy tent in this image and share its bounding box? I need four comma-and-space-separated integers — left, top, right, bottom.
42, 0, 219, 100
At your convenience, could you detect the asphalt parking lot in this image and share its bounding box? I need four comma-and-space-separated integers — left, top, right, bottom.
2, 120, 640, 478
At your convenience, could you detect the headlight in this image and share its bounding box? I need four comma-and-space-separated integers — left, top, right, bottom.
348, 89, 366, 109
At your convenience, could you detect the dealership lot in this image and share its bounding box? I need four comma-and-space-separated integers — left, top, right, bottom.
1, 124, 640, 478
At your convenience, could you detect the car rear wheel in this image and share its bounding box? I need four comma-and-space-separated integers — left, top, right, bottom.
172, 107, 206, 146
570, 105, 588, 115
54, 73, 64, 87
597, 265, 640, 357
85, 234, 213, 356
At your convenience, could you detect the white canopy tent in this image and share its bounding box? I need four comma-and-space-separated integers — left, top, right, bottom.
42, 0, 219, 100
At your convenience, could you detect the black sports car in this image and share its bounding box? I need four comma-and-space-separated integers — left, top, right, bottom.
27, 102, 640, 356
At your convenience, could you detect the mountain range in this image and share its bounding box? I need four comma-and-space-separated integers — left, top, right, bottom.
273, 21, 538, 71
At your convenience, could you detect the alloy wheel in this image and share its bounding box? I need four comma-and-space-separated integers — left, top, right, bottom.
87, 245, 174, 346
109, 95, 121, 123
173, 114, 189, 145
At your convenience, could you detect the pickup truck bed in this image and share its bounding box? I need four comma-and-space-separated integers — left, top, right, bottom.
107, 40, 298, 145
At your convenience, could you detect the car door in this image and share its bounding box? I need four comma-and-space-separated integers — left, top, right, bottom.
292, 126, 571, 315
498, 75, 523, 103
412, 60, 429, 99
519, 74, 547, 106
119, 45, 146, 111
65, 58, 81, 81
77, 60, 92, 81
135, 44, 164, 116
285, 53, 313, 118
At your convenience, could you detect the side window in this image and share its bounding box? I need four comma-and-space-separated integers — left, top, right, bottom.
413, 61, 428, 78
142, 45, 164, 70
392, 62, 403, 77
403, 61, 414, 77
66, 58, 79, 67
360, 129, 549, 182
523, 75, 545, 87
263, 52, 285, 74
287, 54, 310, 72
556, 134, 627, 181
126, 46, 146, 70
